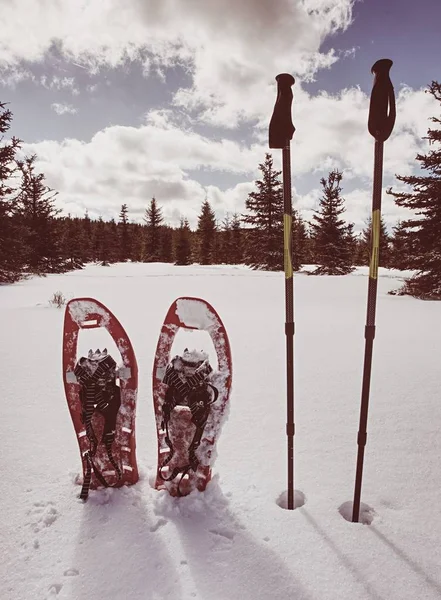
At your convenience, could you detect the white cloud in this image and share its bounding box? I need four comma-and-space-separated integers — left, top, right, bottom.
0, 65, 34, 87
20, 76, 437, 231
0, 0, 354, 126
50, 103, 77, 115
3, 0, 438, 234
41, 75, 79, 95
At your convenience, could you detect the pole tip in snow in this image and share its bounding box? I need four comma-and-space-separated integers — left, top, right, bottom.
368, 59, 396, 142
269, 73, 296, 149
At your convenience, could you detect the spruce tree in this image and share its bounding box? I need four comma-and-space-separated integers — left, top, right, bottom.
60, 216, 85, 270
106, 219, 119, 264
0, 102, 25, 282
387, 81, 441, 298
292, 211, 307, 271
309, 169, 354, 275
144, 197, 163, 261
174, 218, 192, 265
16, 154, 61, 272
82, 210, 93, 263
131, 223, 145, 262
197, 199, 217, 265
242, 153, 283, 271
230, 212, 243, 265
118, 204, 131, 261
389, 220, 412, 270
359, 215, 391, 267
159, 226, 173, 262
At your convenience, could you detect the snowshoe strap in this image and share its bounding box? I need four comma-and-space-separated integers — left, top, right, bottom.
74, 354, 122, 500
79, 451, 111, 501
159, 378, 219, 486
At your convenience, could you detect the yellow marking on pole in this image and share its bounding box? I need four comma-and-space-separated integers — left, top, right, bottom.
284, 213, 293, 278
369, 209, 380, 279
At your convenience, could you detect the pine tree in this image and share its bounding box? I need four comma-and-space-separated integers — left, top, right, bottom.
144, 197, 163, 261
118, 204, 131, 261
387, 81, 441, 298
242, 153, 283, 271
0, 102, 25, 282
359, 215, 391, 267
16, 154, 61, 272
309, 170, 354, 275
174, 218, 192, 265
197, 199, 217, 265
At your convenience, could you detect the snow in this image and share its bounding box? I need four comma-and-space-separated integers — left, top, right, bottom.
1, 262, 441, 600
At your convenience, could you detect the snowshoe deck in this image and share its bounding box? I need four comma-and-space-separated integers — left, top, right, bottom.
63, 298, 138, 496
152, 297, 232, 496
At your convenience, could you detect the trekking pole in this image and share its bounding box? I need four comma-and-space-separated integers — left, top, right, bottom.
269, 74, 296, 509
352, 59, 396, 522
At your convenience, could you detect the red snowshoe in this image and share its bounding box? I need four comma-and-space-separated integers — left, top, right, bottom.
63, 298, 138, 500
152, 297, 232, 496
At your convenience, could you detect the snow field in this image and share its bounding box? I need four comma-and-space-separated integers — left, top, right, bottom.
1, 263, 440, 600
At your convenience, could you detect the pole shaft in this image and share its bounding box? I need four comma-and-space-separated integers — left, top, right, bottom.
352, 139, 384, 522
282, 143, 295, 510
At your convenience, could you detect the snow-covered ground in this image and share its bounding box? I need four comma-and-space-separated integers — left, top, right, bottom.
1, 263, 440, 600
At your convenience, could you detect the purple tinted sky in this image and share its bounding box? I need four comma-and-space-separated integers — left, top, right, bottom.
307, 0, 441, 95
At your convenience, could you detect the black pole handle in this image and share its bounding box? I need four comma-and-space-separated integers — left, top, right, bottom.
368, 59, 396, 142
269, 74, 296, 149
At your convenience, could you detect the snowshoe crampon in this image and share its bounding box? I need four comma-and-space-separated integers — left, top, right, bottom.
153, 297, 232, 496
63, 298, 138, 500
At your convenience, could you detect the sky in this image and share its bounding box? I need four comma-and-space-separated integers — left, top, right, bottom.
1, 0, 440, 232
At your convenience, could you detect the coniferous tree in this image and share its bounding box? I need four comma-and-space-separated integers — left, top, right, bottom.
118, 203, 131, 261
144, 197, 163, 261
106, 218, 119, 263
292, 211, 307, 271
230, 212, 244, 265
81, 210, 93, 263
219, 214, 233, 264
131, 223, 145, 262
359, 215, 391, 267
93, 217, 107, 264
387, 81, 441, 298
309, 169, 354, 275
174, 218, 192, 265
197, 199, 217, 265
159, 226, 173, 262
0, 102, 26, 282
60, 216, 85, 269
16, 154, 61, 272
389, 220, 412, 270
243, 153, 283, 270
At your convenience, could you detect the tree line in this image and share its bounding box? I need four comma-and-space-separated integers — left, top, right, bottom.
1, 81, 441, 299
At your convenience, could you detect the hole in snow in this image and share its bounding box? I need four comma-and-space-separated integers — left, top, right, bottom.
170, 329, 218, 371
276, 489, 306, 510
338, 501, 375, 525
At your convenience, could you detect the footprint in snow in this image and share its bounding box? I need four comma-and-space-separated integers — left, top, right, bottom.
209, 528, 235, 541
150, 518, 168, 533
208, 528, 235, 552
46, 583, 63, 597
64, 568, 79, 577
26, 501, 59, 533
